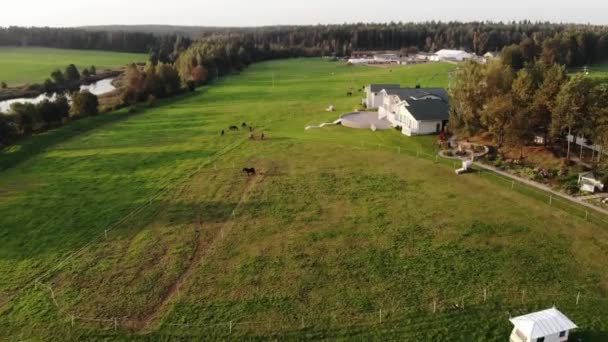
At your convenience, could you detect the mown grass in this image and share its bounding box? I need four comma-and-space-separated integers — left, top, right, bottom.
0, 47, 146, 86
0, 59, 607, 341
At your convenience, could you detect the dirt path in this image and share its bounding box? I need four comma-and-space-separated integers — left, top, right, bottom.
133, 173, 263, 332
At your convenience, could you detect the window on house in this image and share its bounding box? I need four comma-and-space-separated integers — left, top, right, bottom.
559, 331, 566, 337
537, 337, 545, 342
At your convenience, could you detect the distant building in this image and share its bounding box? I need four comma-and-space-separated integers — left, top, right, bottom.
430, 49, 474, 62
484, 51, 500, 59
509, 307, 577, 342
373, 53, 400, 63
364, 84, 450, 136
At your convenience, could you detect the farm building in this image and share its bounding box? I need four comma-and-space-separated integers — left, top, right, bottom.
364, 85, 449, 136
430, 49, 474, 62
363, 84, 400, 108
509, 307, 577, 342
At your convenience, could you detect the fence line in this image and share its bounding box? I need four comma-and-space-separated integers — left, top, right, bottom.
34, 278, 607, 334
354, 140, 608, 225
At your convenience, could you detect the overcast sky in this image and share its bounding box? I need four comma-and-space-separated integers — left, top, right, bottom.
1, 0, 606, 27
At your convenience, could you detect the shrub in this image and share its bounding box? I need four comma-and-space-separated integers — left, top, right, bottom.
147, 95, 157, 108
128, 106, 137, 114
0, 81, 6, 89
70, 91, 99, 118
562, 179, 580, 194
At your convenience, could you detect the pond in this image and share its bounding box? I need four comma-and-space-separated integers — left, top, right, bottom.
0, 78, 116, 113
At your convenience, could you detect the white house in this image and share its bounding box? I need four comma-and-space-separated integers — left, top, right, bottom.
363, 84, 400, 109
375, 86, 450, 136
430, 49, 474, 62
509, 307, 577, 342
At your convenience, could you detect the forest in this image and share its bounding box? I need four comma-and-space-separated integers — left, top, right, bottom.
4, 22, 608, 67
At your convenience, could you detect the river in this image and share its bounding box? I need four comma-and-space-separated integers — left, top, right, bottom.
0, 78, 116, 113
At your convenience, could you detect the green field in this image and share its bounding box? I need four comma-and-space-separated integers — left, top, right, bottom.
571, 62, 608, 79
0, 47, 146, 86
0, 59, 607, 340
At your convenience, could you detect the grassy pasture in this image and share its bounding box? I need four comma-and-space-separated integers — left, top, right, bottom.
0, 59, 607, 340
0, 47, 146, 86
570, 62, 608, 79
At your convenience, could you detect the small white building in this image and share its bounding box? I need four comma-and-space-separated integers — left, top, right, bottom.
363, 84, 400, 109
509, 307, 577, 342
430, 49, 474, 62
578, 172, 605, 193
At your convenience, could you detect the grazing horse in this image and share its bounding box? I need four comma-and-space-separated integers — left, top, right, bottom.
229, 125, 239, 131
242, 122, 248, 128
346, 91, 353, 96
242, 167, 256, 176
249, 126, 253, 132
261, 132, 265, 140
220, 129, 225, 136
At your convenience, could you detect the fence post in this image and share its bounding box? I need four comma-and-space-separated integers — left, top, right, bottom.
71, 315, 75, 327
549, 195, 553, 206
114, 318, 117, 331
521, 290, 526, 304
511, 181, 514, 190
229, 320, 232, 334
433, 300, 437, 313
301, 317, 305, 329
585, 211, 589, 221
379, 309, 382, 324
484, 287, 487, 302
576, 292, 581, 305
462, 296, 465, 309
435, 155, 438, 163
105, 229, 108, 240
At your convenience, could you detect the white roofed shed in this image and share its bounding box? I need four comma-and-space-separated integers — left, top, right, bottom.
509, 307, 577, 342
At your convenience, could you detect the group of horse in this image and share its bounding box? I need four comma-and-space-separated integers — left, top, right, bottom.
220, 122, 252, 136
346, 87, 363, 97
218, 122, 260, 177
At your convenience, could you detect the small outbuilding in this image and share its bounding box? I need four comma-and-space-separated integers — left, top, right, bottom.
578, 172, 605, 193
509, 307, 577, 342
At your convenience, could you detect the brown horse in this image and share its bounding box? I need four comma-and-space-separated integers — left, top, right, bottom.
242, 167, 256, 176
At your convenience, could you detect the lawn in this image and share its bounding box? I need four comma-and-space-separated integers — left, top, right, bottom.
0, 59, 607, 340
0, 47, 146, 86
570, 62, 608, 80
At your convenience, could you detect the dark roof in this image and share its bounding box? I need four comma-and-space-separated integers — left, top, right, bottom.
369, 84, 400, 92
385, 88, 449, 102
405, 99, 450, 121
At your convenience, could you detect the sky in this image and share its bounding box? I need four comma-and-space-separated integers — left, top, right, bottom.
1, 0, 607, 27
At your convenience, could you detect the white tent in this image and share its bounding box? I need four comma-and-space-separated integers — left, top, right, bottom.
509, 307, 577, 342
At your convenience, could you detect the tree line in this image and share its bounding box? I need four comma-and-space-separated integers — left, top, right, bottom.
0, 91, 98, 147
0, 26, 188, 56
7, 22, 608, 67
449, 60, 608, 161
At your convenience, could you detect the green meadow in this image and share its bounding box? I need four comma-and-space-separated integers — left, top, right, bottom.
0, 47, 146, 86
0, 59, 607, 340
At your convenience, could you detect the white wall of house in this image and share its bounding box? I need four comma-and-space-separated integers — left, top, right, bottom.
510, 329, 570, 342
365, 88, 387, 109
384, 103, 444, 136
